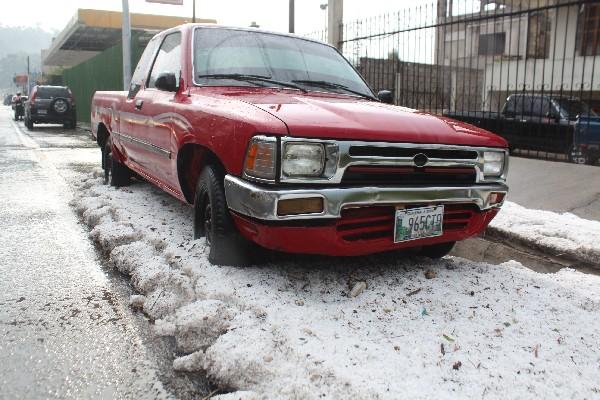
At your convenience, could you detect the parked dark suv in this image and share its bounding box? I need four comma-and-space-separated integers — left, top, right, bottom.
24, 85, 76, 129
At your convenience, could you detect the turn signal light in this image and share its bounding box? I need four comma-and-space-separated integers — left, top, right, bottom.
277, 197, 324, 216
488, 192, 506, 205
244, 138, 276, 180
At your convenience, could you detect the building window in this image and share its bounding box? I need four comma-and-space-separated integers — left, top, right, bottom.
577, 4, 600, 56
478, 32, 506, 56
527, 12, 551, 58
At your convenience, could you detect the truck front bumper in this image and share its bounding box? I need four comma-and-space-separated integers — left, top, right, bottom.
223, 175, 507, 256
224, 175, 507, 221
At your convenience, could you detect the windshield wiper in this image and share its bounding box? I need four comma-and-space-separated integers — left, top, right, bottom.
198, 74, 306, 92
292, 79, 377, 100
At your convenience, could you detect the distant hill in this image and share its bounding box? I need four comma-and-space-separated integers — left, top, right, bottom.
0, 25, 56, 92
0, 25, 55, 58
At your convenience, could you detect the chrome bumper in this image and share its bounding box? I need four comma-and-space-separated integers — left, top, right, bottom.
224, 175, 508, 221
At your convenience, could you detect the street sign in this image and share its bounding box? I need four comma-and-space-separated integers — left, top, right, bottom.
14, 75, 27, 85
146, 0, 183, 4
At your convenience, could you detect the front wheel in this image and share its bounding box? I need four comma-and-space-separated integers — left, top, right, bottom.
194, 165, 252, 266
418, 241, 456, 259
103, 140, 131, 187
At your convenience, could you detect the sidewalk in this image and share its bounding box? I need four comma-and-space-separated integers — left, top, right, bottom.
506, 156, 600, 221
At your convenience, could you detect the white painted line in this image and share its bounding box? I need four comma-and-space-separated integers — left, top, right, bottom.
10, 119, 39, 149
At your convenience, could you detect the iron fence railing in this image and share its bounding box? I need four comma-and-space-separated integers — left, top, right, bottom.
306, 0, 600, 160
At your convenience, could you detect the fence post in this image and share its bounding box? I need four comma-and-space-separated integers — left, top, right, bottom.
121, 0, 132, 91
327, 0, 343, 50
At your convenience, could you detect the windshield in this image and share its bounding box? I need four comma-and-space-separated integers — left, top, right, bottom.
37, 87, 70, 99
555, 99, 597, 119
193, 28, 373, 98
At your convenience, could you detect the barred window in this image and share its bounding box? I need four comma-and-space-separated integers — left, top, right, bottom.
577, 4, 600, 56
478, 32, 506, 56
527, 12, 551, 59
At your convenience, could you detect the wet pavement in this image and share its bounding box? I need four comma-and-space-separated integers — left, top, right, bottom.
506, 156, 600, 221
0, 108, 209, 400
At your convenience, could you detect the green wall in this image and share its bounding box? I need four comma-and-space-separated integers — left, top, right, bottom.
63, 35, 145, 123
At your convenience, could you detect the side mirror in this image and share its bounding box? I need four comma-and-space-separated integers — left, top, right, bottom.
377, 90, 394, 104
155, 72, 178, 92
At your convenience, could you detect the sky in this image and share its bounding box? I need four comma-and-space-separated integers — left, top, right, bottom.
0, 0, 433, 35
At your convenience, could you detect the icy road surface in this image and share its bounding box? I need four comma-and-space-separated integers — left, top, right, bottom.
0, 109, 209, 399
73, 170, 600, 399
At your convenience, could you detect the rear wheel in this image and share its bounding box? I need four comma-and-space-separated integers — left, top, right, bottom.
25, 117, 33, 130
418, 241, 456, 259
194, 165, 252, 266
103, 140, 131, 187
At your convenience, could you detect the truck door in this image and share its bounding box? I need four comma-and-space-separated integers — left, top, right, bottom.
126, 32, 182, 187
118, 36, 160, 166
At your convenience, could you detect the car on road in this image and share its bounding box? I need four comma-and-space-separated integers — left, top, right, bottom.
91, 24, 509, 265
24, 85, 77, 129
571, 115, 600, 165
3, 94, 13, 106
444, 94, 598, 161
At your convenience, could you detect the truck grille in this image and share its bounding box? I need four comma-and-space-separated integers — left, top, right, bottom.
341, 166, 477, 186
348, 146, 479, 160
336, 204, 477, 242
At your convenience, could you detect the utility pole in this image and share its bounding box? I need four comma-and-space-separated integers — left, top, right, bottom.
122, 0, 132, 90
192, 0, 196, 23
327, 0, 343, 50
26, 56, 30, 95
289, 0, 295, 33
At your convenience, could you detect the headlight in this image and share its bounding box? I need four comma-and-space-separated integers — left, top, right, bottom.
282, 143, 325, 177
244, 136, 276, 180
483, 151, 505, 176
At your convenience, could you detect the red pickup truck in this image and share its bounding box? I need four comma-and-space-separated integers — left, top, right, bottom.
91, 24, 509, 265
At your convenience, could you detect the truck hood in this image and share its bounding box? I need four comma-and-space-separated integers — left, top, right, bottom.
237, 91, 507, 148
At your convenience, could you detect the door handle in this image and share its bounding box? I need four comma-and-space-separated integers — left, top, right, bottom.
135, 99, 144, 110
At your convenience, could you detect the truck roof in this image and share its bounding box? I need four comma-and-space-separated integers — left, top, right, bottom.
154, 23, 332, 48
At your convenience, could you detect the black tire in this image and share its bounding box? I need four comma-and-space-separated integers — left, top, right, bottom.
50, 97, 70, 115
25, 117, 33, 130
418, 241, 456, 259
63, 120, 76, 129
194, 165, 252, 265
585, 155, 598, 166
104, 140, 131, 187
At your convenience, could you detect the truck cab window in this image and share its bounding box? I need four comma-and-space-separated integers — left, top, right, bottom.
530, 97, 551, 117
128, 37, 159, 99
148, 32, 182, 89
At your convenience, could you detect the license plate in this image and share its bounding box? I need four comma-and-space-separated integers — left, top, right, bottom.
37, 109, 47, 115
394, 205, 444, 243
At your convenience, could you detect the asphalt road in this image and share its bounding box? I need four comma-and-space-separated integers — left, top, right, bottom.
507, 156, 600, 221
0, 108, 209, 400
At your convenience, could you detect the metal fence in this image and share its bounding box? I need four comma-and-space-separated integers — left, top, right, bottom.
308, 0, 600, 160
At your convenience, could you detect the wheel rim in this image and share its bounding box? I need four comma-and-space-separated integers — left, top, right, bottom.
54, 99, 67, 113
203, 195, 212, 246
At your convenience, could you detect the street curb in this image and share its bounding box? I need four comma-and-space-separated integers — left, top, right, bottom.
483, 227, 599, 270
